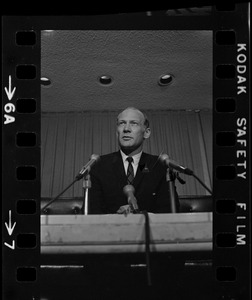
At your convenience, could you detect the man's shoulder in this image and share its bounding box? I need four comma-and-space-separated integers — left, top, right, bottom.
142, 152, 160, 164
142, 152, 159, 160
90, 152, 119, 175
95, 152, 120, 166
141, 152, 167, 173
100, 151, 120, 160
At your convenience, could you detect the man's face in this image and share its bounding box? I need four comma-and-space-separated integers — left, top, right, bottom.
117, 109, 150, 154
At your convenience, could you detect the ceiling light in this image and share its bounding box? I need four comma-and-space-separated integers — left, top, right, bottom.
158, 74, 173, 86
98, 75, 113, 85
40, 77, 51, 86
42, 30, 55, 37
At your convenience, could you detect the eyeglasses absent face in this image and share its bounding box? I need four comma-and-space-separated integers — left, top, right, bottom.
117, 119, 142, 128
117, 108, 151, 152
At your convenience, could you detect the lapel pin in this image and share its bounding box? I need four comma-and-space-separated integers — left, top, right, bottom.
142, 165, 150, 173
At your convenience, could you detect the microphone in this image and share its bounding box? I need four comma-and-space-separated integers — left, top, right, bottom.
75, 154, 100, 180
123, 185, 140, 213
159, 154, 193, 175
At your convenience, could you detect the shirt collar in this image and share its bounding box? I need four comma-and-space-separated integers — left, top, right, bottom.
120, 150, 142, 165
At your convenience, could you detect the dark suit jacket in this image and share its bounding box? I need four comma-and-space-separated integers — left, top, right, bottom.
89, 151, 179, 214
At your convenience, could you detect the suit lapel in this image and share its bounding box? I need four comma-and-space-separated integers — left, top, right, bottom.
133, 152, 152, 189
111, 151, 128, 186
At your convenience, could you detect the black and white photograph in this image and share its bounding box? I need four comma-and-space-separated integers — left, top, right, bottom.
40, 23, 213, 300
2, 5, 250, 300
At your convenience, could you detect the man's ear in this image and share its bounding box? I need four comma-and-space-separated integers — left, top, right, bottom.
144, 128, 151, 139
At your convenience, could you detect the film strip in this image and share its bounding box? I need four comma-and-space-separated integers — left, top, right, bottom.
2, 4, 250, 300
213, 3, 250, 299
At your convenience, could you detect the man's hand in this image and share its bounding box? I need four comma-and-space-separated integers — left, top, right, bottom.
116, 204, 133, 216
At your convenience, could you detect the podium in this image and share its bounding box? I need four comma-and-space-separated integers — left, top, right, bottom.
41, 212, 212, 255
41, 212, 213, 298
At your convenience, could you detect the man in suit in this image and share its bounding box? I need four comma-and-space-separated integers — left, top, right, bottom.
89, 107, 179, 214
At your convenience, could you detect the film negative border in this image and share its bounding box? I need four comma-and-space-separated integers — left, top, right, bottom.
2, 4, 250, 300
213, 3, 250, 300
2, 23, 41, 299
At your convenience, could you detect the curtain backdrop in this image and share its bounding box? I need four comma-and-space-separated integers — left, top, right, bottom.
41, 110, 212, 198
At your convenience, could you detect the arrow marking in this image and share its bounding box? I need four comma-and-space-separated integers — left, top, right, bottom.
5, 210, 16, 236
4, 240, 15, 250
4, 75, 16, 100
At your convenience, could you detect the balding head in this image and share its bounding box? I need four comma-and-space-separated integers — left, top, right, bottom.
116, 107, 151, 156
117, 107, 150, 128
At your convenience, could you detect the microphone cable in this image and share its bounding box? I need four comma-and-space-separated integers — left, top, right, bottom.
141, 210, 152, 286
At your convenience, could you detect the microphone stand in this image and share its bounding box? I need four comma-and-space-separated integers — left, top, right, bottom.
41, 169, 92, 215
164, 166, 213, 214
192, 173, 213, 195
166, 168, 178, 213
82, 172, 91, 215
41, 178, 79, 214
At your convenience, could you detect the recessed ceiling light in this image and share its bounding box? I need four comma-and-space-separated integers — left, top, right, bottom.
40, 77, 51, 86
42, 30, 55, 36
98, 75, 113, 85
158, 74, 173, 86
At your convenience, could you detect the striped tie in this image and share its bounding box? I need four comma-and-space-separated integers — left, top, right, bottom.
126, 157, 134, 184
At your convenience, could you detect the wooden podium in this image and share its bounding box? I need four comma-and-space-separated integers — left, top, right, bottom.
41, 212, 212, 255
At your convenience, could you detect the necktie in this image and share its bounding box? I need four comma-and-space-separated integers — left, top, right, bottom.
126, 157, 134, 184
